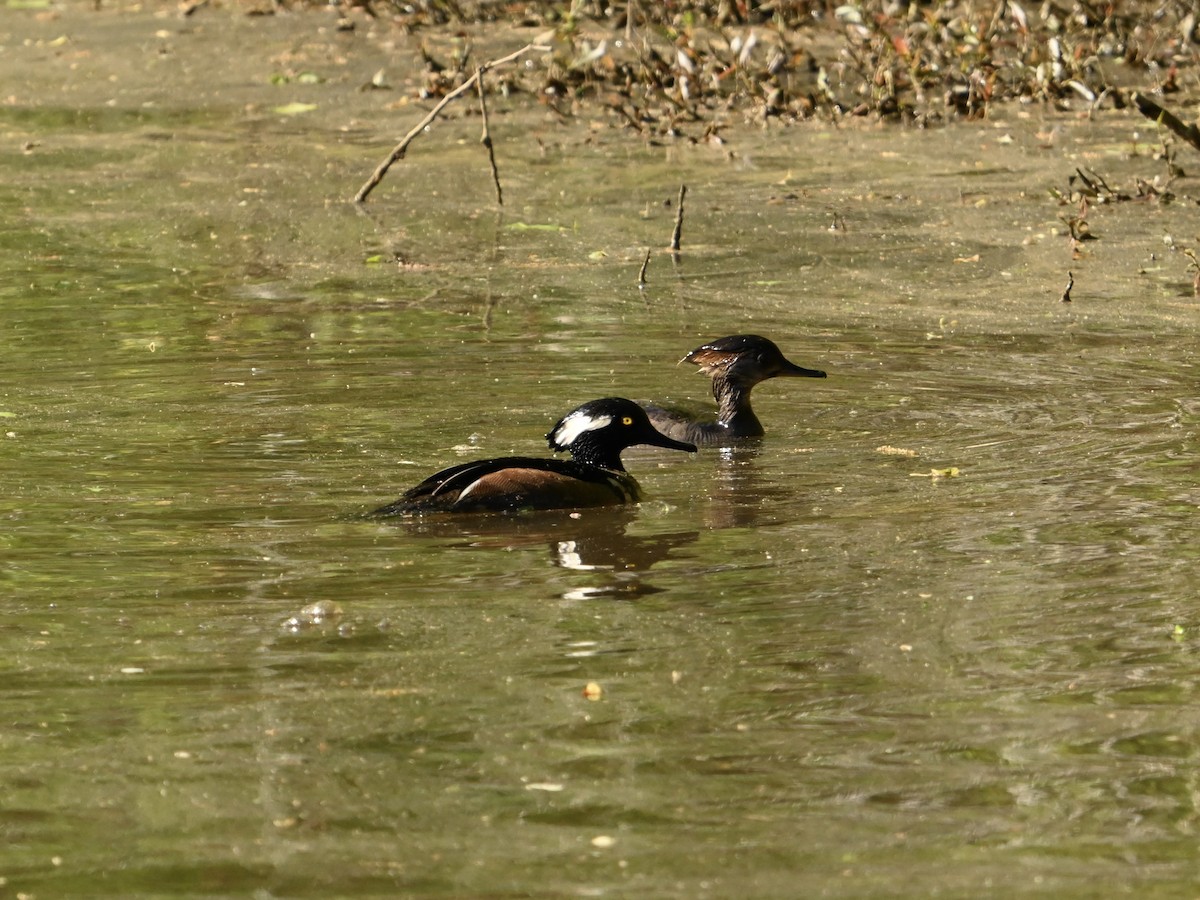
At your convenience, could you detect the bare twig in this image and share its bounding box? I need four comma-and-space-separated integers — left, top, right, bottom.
353, 77, 481, 203
1183, 249, 1200, 296
1074, 167, 1111, 196
476, 66, 502, 206
1130, 91, 1200, 155
637, 248, 651, 287
353, 42, 545, 204
1059, 270, 1074, 303
670, 184, 686, 252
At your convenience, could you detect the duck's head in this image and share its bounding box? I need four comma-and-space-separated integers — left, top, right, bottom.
548, 398, 697, 469
684, 334, 826, 387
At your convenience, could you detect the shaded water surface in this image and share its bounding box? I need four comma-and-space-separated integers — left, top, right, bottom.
4, 8, 1200, 897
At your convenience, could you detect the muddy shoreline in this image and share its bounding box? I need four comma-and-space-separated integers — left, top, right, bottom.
21, 1, 1200, 135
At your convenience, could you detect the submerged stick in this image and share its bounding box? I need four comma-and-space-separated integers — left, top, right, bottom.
670, 184, 687, 252
476, 66, 503, 206
353, 42, 544, 204
1129, 91, 1200, 154
637, 248, 651, 287
1060, 271, 1074, 303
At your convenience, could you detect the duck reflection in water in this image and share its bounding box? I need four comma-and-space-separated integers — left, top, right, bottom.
386, 507, 699, 600
701, 444, 800, 530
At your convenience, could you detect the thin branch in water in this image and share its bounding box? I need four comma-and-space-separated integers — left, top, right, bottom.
476, 66, 503, 206
354, 75, 478, 203
1129, 91, 1200, 154
353, 42, 545, 204
1183, 249, 1200, 296
670, 184, 686, 252
1059, 270, 1074, 303
637, 248, 651, 287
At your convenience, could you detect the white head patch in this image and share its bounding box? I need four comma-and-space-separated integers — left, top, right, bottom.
551, 412, 612, 448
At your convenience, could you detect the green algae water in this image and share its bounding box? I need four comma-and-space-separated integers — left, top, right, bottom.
3, 8, 1200, 897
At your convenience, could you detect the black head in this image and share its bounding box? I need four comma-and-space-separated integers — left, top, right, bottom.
547, 398, 697, 469
684, 334, 826, 386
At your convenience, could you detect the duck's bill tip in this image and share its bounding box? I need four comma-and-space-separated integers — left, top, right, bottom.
643, 433, 697, 453
785, 364, 827, 378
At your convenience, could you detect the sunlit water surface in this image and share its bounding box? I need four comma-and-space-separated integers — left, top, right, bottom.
3, 8, 1200, 898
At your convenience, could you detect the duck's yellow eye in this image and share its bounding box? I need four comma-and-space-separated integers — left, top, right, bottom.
622, 416, 633, 425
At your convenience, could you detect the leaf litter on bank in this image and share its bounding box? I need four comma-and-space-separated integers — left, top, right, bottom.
260, 0, 1200, 129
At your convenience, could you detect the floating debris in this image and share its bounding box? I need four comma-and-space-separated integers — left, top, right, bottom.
910, 467, 962, 480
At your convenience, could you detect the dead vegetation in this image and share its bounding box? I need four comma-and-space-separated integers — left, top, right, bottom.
316, 0, 1200, 134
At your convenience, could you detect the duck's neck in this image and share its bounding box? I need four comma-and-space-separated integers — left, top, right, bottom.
713, 377, 764, 437
568, 438, 626, 471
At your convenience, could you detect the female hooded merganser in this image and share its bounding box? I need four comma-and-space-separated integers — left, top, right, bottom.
369, 397, 696, 516
641, 334, 826, 446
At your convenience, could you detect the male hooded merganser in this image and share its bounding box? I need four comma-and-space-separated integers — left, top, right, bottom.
641, 334, 826, 446
369, 397, 696, 516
